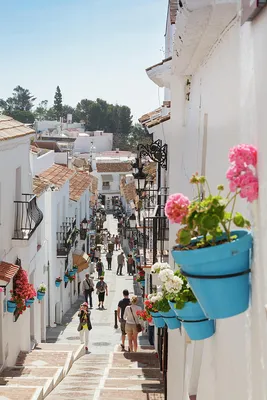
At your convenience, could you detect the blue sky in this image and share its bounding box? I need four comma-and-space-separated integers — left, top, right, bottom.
0, 0, 167, 121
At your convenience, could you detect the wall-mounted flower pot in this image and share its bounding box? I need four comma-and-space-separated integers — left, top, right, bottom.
25, 299, 35, 307
55, 281, 61, 287
150, 311, 166, 328
72, 266, 78, 272
159, 308, 181, 330
69, 271, 75, 277
139, 281, 145, 287
7, 300, 16, 313
173, 301, 215, 340
37, 291, 45, 301
64, 276, 69, 283
172, 230, 252, 319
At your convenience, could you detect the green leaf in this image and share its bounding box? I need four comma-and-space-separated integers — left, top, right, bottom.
177, 229, 191, 246
233, 212, 245, 227
201, 214, 220, 230
224, 212, 232, 221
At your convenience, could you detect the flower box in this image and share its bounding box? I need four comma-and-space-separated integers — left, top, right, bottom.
169, 301, 215, 340
172, 230, 252, 319
7, 300, 16, 313
159, 308, 181, 330
25, 298, 35, 307
150, 311, 165, 328
37, 291, 45, 301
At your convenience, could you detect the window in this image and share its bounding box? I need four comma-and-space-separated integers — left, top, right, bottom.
102, 182, 110, 190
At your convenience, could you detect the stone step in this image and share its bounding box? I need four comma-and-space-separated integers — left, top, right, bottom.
35, 344, 84, 362
0, 386, 43, 400
0, 367, 63, 386
112, 352, 159, 368
0, 377, 53, 397
99, 389, 164, 400
104, 378, 163, 390
107, 368, 162, 379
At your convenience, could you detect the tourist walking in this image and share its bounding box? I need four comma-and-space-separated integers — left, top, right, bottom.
115, 235, 120, 250
111, 235, 115, 251
96, 276, 108, 309
106, 250, 113, 270
124, 296, 143, 352
94, 247, 100, 262
96, 258, 104, 278
117, 289, 131, 351
77, 302, 92, 351
117, 251, 125, 275
103, 233, 108, 251
127, 254, 134, 275
82, 273, 94, 308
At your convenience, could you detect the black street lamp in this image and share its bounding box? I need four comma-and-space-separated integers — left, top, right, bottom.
133, 166, 147, 193
81, 218, 88, 230
129, 214, 136, 229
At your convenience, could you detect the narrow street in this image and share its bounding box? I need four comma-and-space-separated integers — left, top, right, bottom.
44, 215, 163, 399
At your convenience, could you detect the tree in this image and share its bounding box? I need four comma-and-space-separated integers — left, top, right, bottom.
0, 86, 36, 123
127, 123, 152, 149
53, 86, 63, 120
34, 100, 48, 120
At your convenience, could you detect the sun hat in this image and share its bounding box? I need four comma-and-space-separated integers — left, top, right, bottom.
100, 276, 104, 279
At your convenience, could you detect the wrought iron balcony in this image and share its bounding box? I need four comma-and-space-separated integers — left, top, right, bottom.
13, 194, 43, 240
56, 217, 77, 257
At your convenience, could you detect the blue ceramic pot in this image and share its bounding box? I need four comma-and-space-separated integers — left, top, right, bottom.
173, 301, 215, 340
37, 291, 45, 301
150, 311, 166, 328
159, 308, 181, 330
7, 300, 16, 313
140, 281, 145, 287
172, 230, 252, 319
25, 299, 34, 307
55, 281, 61, 287
64, 276, 69, 283
69, 271, 75, 277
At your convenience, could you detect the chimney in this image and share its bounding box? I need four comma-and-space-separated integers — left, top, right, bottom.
116, 148, 119, 153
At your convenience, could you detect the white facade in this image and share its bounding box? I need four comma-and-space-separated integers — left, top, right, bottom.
0, 121, 47, 367
73, 132, 113, 155
144, 1, 267, 399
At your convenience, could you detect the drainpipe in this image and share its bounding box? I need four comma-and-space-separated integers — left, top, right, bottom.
47, 261, 51, 327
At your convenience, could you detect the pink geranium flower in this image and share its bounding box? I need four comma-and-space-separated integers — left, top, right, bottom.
229, 144, 257, 168
165, 193, 190, 223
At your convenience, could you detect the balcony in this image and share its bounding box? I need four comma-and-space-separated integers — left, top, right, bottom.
56, 217, 77, 257
13, 194, 43, 240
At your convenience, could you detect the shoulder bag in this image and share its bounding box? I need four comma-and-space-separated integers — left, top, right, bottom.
130, 307, 142, 333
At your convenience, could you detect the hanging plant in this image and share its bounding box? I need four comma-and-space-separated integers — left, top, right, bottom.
10, 268, 36, 316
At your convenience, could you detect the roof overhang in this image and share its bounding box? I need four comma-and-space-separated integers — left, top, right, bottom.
146, 57, 172, 88
173, 0, 238, 75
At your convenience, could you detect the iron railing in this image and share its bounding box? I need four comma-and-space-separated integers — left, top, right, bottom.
56, 217, 77, 257
13, 194, 43, 240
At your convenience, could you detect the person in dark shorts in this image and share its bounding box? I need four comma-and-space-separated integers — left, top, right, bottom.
117, 289, 131, 351
96, 276, 108, 309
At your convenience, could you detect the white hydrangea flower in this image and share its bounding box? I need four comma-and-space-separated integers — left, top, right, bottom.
151, 262, 171, 274
164, 276, 183, 294
158, 268, 174, 283
186, 282, 190, 289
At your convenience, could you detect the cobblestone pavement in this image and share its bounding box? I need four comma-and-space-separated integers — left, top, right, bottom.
46, 215, 163, 400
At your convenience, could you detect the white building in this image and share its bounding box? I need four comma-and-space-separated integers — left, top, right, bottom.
73, 131, 113, 155
0, 115, 46, 367
141, 1, 267, 399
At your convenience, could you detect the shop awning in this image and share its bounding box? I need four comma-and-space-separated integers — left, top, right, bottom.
101, 174, 113, 182
72, 250, 90, 273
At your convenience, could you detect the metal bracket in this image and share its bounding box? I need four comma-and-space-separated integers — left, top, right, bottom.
138, 139, 168, 170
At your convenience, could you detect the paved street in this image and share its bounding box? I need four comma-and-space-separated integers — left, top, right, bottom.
45, 215, 163, 399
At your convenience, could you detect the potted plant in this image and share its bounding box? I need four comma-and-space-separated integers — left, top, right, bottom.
64, 273, 69, 283
136, 309, 153, 323
37, 283, 46, 300
69, 269, 75, 277
72, 265, 78, 272
25, 285, 36, 307
162, 270, 215, 340
68, 275, 76, 283
144, 294, 165, 329
55, 277, 62, 287
7, 298, 17, 313
165, 144, 257, 319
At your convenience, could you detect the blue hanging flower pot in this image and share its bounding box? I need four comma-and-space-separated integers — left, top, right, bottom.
55, 281, 61, 287
25, 299, 35, 307
159, 307, 181, 330
69, 270, 75, 277
7, 300, 16, 313
140, 281, 145, 287
172, 301, 215, 340
37, 291, 45, 301
172, 230, 252, 319
64, 275, 69, 283
150, 311, 166, 328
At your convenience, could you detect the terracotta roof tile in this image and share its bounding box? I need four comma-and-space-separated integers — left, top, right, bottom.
120, 177, 137, 202
139, 108, 162, 124
96, 162, 132, 173
0, 115, 34, 141
146, 114, 171, 128
143, 162, 157, 182
69, 172, 91, 202
33, 176, 50, 197
89, 174, 98, 194
0, 262, 20, 284
39, 164, 74, 188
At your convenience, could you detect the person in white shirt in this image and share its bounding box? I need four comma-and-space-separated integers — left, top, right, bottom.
124, 295, 143, 352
